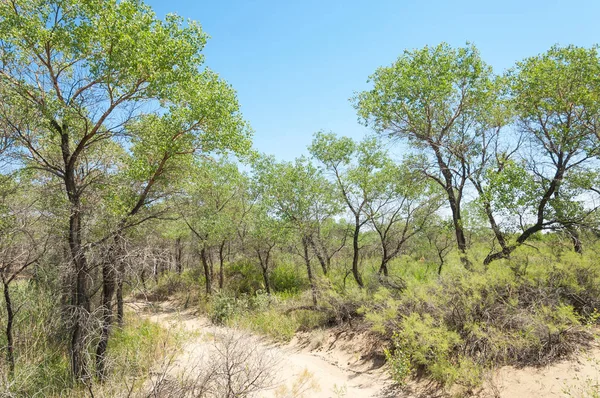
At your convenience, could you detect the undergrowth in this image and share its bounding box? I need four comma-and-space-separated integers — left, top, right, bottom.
142, 242, 600, 396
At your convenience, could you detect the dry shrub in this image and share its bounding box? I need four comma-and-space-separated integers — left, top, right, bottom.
146, 329, 279, 398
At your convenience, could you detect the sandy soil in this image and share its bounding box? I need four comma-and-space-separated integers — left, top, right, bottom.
136, 301, 600, 398
136, 301, 395, 398
478, 346, 600, 398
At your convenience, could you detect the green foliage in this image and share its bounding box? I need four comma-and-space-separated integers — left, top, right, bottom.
233, 306, 328, 341
270, 261, 307, 294
225, 259, 265, 295
209, 293, 239, 324
0, 280, 175, 397
383, 340, 411, 386
149, 270, 198, 301
354, 42, 496, 139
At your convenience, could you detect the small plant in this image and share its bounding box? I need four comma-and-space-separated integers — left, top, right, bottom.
209, 293, 237, 324
332, 383, 348, 397
384, 334, 411, 385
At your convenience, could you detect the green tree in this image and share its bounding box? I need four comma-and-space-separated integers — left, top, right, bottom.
0, 0, 251, 379
245, 204, 289, 295
365, 163, 442, 277
181, 158, 248, 295
309, 132, 389, 287
354, 43, 497, 264
484, 45, 600, 263
253, 155, 338, 305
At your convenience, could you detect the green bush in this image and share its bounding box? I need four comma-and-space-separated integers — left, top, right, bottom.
209, 293, 239, 324
225, 259, 264, 295
270, 261, 307, 293
362, 249, 598, 390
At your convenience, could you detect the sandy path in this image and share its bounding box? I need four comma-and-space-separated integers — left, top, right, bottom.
478, 346, 600, 398
137, 302, 600, 398
138, 302, 394, 398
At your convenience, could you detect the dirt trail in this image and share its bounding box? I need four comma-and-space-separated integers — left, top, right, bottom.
137, 302, 395, 398
137, 302, 600, 398
478, 346, 600, 398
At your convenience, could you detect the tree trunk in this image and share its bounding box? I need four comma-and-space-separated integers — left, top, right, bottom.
95, 259, 116, 380
116, 259, 124, 327
218, 240, 226, 289
201, 246, 211, 295
96, 233, 123, 380
68, 201, 91, 380
431, 143, 469, 267
208, 249, 214, 285
484, 162, 567, 265
257, 249, 272, 295
260, 259, 271, 296
378, 242, 389, 277
569, 227, 583, 254
472, 180, 511, 261
448, 194, 467, 253
302, 237, 318, 306
175, 237, 183, 274
2, 280, 15, 373
308, 235, 328, 275
351, 216, 364, 287
378, 260, 389, 277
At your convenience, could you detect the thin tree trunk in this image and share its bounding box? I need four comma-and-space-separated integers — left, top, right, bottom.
484, 163, 567, 265
68, 201, 91, 380
258, 252, 271, 296
218, 240, 226, 289
570, 228, 583, 254
308, 235, 328, 275
2, 280, 15, 373
175, 237, 183, 274
302, 237, 318, 306
201, 246, 211, 295
96, 234, 122, 380
116, 267, 124, 326
208, 249, 214, 285
351, 217, 364, 287
431, 143, 469, 267
378, 259, 389, 277
95, 259, 116, 380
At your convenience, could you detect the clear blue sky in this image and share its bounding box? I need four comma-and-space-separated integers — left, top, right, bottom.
147, 0, 600, 161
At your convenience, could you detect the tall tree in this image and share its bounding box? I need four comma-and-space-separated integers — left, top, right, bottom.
309, 132, 389, 287
484, 45, 600, 263
354, 43, 497, 265
0, 0, 250, 379
253, 155, 339, 305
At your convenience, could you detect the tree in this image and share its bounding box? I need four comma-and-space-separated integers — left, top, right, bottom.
0, 0, 251, 379
245, 204, 288, 295
181, 158, 248, 296
0, 176, 49, 374
309, 132, 389, 287
354, 43, 498, 265
483, 45, 600, 263
253, 155, 338, 306
365, 163, 442, 277
307, 218, 349, 277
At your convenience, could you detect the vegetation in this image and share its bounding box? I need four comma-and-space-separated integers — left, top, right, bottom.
0, 0, 599, 396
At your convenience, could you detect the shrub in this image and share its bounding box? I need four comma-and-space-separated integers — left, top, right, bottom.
225, 260, 264, 295
270, 261, 307, 294
363, 251, 597, 390
209, 293, 238, 324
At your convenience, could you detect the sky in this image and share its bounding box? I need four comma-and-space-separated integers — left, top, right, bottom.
147, 0, 600, 161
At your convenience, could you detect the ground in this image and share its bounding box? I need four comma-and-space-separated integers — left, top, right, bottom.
134, 300, 600, 398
